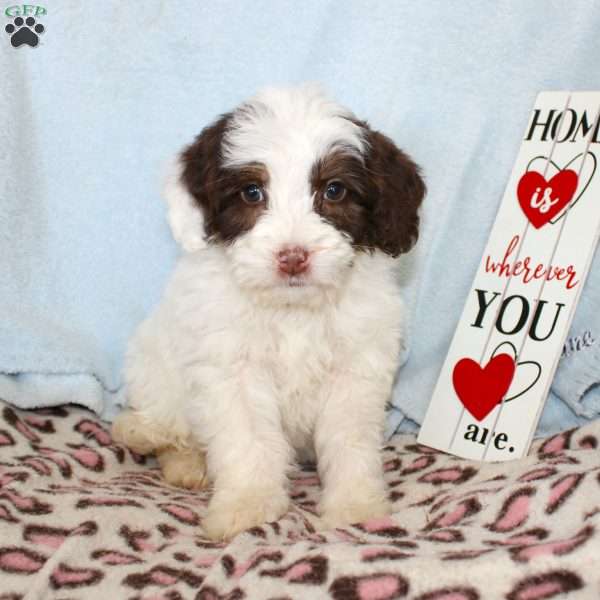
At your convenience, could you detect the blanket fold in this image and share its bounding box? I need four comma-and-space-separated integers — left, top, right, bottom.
1, 399, 600, 598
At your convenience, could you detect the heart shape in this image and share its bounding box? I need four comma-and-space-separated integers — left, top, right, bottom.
517, 169, 578, 228
491, 341, 541, 403
452, 354, 516, 421
526, 151, 596, 224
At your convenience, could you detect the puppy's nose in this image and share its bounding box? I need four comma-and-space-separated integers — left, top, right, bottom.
277, 246, 310, 276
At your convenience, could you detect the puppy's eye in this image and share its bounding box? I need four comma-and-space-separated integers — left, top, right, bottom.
324, 181, 346, 202
241, 183, 265, 205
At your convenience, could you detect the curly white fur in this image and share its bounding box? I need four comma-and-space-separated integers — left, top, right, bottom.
113, 84, 409, 540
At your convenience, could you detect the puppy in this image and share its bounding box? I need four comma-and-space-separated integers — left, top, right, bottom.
112, 84, 424, 540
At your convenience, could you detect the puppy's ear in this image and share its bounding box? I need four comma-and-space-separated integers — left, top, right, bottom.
364, 127, 425, 257
165, 114, 231, 251
162, 159, 207, 252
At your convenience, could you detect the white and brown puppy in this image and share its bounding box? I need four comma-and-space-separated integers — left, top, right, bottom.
112, 84, 424, 540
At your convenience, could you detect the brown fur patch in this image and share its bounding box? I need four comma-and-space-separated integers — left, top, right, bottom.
180, 114, 269, 243
311, 150, 371, 248
363, 124, 425, 256
181, 112, 424, 255
312, 121, 425, 257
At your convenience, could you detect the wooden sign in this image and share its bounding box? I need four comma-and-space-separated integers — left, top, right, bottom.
418, 92, 600, 461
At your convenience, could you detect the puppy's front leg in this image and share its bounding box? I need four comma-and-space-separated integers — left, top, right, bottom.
315, 374, 392, 529
198, 374, 293, 541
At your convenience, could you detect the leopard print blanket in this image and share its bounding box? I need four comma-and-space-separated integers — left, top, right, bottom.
0, 399, 599, 599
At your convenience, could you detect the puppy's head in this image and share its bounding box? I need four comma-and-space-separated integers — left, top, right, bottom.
167, 84, 425, 306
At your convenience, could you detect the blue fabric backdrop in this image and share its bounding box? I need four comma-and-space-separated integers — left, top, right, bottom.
1, 0, 599, 435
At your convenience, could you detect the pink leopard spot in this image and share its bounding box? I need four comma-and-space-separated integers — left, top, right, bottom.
286, 561, 313, 582
333, 529, 361, 542
547, 474, 583, 514
496, 533, 544, 546
232, 549, 282, 578
425, 530, 461, 543
70, 447, 103, 469
0, 489, 51, 514
436, 504, 468, 527
362, 516, 396, 532
491, 489, 534, 532
362, 547, 393, 560
383, 459, 400, 472
24, 415, 51, 430
517, 540, 573, 562
150, 569, 178, 585
159, 503, 199, 525
508, 571, 582, 599
512, 526, 592, 562
401, 455, 437, 477
142, 540, 159, 552
0, 473, 25, 487
95, 551, 140, 565
494, 497, 530, 530
0, 548, 45, 573
540, 433, 568, 454
518, 468, 557, 482
51, 563, 103, 588
29, 533, 66, 549
578, 436, 597, 449
0, 505, 17, 523
195, 555, 217, 568
76, 420, 112, 445
412, 456, 431, 469
519, 581, 560, 600
80, 496, 140, 507
361, 547, 411, 562
0, 431, 15, 446
357, 575, 401, 600
420, 467, 475, 485
23, 458, 52, 475
262, 556, 327, 585
14, 421, 39, 443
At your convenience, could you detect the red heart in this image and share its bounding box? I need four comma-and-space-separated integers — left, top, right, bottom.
517, 169, 578, 228
452, 354, 516, 421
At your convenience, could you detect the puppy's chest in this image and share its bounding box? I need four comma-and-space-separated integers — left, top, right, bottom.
252, 313, 335, 392
257, 314, 336, 440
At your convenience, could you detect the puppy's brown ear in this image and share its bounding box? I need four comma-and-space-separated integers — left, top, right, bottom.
363, 127, 425, 257
175, 114, 231, 245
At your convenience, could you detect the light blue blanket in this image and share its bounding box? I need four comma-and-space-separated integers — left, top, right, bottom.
1, 1, 599, 436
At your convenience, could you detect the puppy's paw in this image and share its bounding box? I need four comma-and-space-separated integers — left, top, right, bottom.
111, 410, 158, 455
157, 446, 208, 491
320, 483, 391, 529
202, 488, 289, 541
